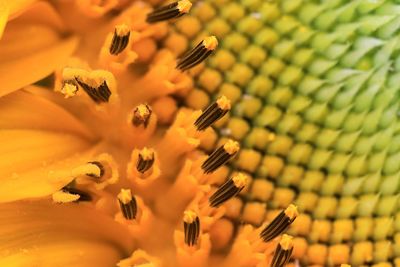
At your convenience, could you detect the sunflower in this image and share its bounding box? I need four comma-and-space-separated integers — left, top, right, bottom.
0, 0, 399, 266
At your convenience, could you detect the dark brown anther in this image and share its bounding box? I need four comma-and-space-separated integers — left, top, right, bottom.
209, 173, 248, 207
118, 189, 138, 220
146, 0, 192, 23
183, 210, 200, 246
194, 95, 230, 131
176, 36, 217, 71
260, 204, 298, 242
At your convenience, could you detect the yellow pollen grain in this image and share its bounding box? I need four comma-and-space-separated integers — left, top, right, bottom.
118, 188, 133, 204
284, 204, 299, 219
52, 190, 80, 203
280, 234, 294, 250
136, 104, 151, 119
202, 36, 218, 50
115, 24, 130, 36
177, 0, 192, 13
183, 210, 198, 223
232, 173, 249, 188
216, 95, 231, 110
223, 139, 240, 155
140, 147, 154, 161
61, 83, 78, 98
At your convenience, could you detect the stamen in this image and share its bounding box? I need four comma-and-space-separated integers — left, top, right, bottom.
85, 161, 105, 178
75, 78, 112, 103
202, 139, 239, 174
109, 24, 131, 55
146, 0, 192, 23
118, 189, 138, 220
176, 36, 218, 71
132, 104, 152, 128
183, 210, 200, 246
270, 234, 294, 267
194, 95, 230, 131
209, 173, 248, 207
260, 204, 298, 242
137, 147, 155, 174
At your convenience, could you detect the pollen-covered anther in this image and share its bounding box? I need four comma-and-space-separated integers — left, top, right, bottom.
194, 95, 230, 131
109, 24, 131, 55
69, 69, 116, 104
176, 36, 218, 71
75, 77, 112, 103
270, 234, 294, 267
118, 189, 138, 220
146, 0, 192, 23
260, 204, 298, 242
137, 147, 155, 174
202, 139, 239, 174
52, 187, 92, 203
131, 104, 152, 128
183, 210, 200, 246
209, 173, 248, 207
85, 161, 105, 178
74, 154, 119, 190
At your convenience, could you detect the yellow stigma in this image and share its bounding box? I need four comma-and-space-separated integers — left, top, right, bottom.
138, 104, 150, 117
177, 0, 192, 14
115, 24, 130, 36
279, 234, 294, 250
284, 204, 298, 220
118, 188, 133, 205
183, 210, 198, 223
202, 36, 218, 50
216, 95, 231, 111
223, 139, 240, 155
140, 147, 154, 161
232, 173, 248, 188
61, 83, 78, 98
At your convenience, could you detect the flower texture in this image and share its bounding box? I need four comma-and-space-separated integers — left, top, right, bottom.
0, 0, 399, 267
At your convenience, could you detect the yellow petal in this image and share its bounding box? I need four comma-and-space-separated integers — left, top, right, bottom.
0, 200, 135, 266
0, 89, 93, 139
0, 129, 96, 202
0, 10, 78, 95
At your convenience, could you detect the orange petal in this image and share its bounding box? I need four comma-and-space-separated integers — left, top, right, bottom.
6, 0, 37, 19
0, 200, 134, 266
0, 1, 8, 39
0, 34, 78, 97
0, 89, 93, 140
0, 129, 97, 202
